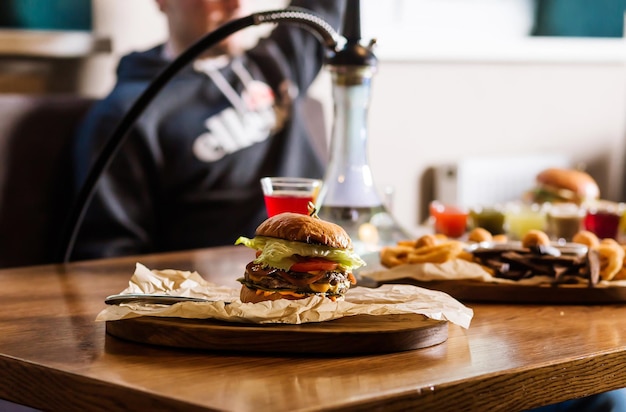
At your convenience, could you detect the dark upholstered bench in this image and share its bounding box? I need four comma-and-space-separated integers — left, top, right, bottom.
0, 94, 94, 268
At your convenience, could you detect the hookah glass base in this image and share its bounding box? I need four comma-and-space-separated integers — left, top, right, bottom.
318, 205, 411, 257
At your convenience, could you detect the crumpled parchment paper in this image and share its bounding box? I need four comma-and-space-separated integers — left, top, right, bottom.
363, 258, 626, 288
96, 263, 473, 328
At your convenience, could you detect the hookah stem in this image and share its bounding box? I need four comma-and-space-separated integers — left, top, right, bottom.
343, 0, 362, 43
57, 9, 340, 263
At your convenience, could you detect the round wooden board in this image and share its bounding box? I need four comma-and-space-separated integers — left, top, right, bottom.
381, 279, 626, 304
106, 313, 448, 355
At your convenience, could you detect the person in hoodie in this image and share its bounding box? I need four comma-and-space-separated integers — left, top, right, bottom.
71, 0, 343, 260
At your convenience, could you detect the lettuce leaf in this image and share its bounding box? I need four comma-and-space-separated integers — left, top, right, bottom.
235, 236, 366, 272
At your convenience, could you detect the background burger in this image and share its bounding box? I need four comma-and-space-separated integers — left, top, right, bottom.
235, 212, 365, 303
528, 167, 600, 205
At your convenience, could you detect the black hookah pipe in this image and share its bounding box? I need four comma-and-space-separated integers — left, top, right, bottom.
56, 1, 368, 263
328, 0, 376, 68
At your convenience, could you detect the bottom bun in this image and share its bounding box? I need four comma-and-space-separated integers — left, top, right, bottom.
239, 285, 307, 303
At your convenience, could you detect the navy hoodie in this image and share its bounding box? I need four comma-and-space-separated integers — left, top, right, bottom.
71, 1, 344, 260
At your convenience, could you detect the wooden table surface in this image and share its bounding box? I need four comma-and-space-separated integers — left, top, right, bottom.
2, 246, 626, 411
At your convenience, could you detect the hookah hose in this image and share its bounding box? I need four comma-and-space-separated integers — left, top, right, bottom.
56, 8, 340, 263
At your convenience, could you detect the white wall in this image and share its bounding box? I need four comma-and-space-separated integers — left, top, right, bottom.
82, 0, 626, 235
366, 59, 626, 232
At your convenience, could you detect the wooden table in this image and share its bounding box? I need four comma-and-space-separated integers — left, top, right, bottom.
1, 246, 626, 411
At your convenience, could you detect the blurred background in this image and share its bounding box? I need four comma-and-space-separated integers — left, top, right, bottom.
1, 0, 625, 234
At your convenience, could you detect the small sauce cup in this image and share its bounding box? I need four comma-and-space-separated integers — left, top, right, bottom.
504, 202, 547, 241
584, 201, 624, 240
429, 201, 468, 238
469, 205, 506, 235
546, 203, 585, 242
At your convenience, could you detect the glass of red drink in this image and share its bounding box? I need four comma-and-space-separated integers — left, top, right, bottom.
429, 201, 469, 238
260, 177, 322, 217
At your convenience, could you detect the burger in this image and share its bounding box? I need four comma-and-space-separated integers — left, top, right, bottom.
235, 212, 365, 303
528, 167, 600, 205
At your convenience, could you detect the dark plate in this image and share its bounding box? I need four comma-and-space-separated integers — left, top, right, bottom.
465, 240, 588, 257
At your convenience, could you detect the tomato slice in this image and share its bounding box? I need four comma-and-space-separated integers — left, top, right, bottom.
290, 258, 338, 272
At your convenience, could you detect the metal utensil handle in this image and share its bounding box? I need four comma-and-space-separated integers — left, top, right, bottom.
104, 294, 212, 306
